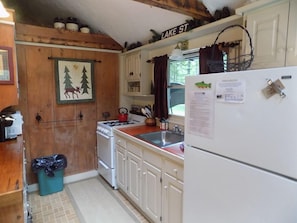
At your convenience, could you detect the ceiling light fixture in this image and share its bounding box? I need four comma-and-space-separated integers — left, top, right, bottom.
0, 1, 9, 18
169, 43, 184, 61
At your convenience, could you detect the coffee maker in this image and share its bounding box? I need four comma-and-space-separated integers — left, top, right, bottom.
0, 106, 16, 142
0, 115, 13, 142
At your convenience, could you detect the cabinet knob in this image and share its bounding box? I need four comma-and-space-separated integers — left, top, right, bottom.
143, 172, 146, 175
138, 168, 141, 172
164, 186, 168, 190
173, 168, 178, 173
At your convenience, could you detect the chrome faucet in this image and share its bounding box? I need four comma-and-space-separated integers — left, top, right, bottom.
173, 125, 183, 134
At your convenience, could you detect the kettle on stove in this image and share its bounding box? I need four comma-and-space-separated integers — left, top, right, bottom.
118, 107, 128, 122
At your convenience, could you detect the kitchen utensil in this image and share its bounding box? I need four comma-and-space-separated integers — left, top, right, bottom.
118, 107, 128, 122
141, 107, 149, 118
144, 107, 152, 118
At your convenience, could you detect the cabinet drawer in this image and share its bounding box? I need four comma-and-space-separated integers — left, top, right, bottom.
143, 149, 162, 168
163, 159, 184, 181
115, 136, 126, 148
127, 141, 142, 157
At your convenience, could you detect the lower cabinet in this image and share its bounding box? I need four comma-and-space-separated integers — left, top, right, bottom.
142, 150, 162, 223
162, 173, 183, 223
126, 146, 142, 207
115, 144, 126, 190
115, 134, 183, 223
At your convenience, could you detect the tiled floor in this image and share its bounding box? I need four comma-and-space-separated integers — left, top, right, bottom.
29, 190, 79, 223
28, 177, 150, 223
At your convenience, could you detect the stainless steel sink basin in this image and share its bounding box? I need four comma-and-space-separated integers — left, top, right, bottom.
135, 131, 184, 148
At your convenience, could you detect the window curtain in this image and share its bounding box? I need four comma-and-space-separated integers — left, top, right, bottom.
153, 54, 168, 119
199, 44, 223, 74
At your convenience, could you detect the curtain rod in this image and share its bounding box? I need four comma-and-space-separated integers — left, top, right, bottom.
48, 56, 102, 63
146, 40, 242, 63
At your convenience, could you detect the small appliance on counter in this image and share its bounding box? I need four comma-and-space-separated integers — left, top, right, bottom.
5, 111, 23, 139
0, 115, 13, 142
0, 106, 23, 142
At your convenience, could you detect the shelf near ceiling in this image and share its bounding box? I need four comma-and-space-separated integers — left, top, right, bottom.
15, 23, 123, 51
124, 14, 243, 54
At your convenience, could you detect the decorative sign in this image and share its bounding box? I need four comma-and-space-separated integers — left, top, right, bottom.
161, 23, 189, 40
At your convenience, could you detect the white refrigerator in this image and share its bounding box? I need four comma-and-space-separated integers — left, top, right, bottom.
183, 66, 297, 223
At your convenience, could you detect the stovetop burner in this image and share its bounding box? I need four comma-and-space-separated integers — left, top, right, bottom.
102, 120, 136, 127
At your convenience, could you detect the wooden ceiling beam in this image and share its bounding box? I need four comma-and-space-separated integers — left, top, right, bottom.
133, 0, 213, 21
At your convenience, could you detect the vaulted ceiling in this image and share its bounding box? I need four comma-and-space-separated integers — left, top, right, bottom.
3, 0, 247, 48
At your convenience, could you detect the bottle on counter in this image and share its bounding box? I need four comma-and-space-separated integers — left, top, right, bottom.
160, 118, 168, 130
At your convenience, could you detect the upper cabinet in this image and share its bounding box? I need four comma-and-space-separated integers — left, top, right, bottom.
237, 0, 297, 69
0, 9, 18, 110
124, 50, 152, 96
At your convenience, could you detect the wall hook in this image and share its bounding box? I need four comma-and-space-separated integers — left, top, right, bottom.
79, 111, 83, 120
36, 113, 42, 123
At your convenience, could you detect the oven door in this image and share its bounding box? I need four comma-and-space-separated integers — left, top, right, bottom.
96, 131, 114, 168
96, 131, 117, 188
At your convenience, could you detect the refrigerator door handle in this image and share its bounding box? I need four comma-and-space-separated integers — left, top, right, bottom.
265, 79, 286, 98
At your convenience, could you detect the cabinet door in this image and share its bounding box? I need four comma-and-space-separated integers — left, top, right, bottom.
245, 2, 289, 69
125, 51, 140, 81
286, 0, 297, 66
115, 145, 126, 191
162, 173, 183, 223
127, 151, 142, 206
142, 161, 162, 223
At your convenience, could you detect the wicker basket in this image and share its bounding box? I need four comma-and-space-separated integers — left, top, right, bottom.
207, 24, 254, 73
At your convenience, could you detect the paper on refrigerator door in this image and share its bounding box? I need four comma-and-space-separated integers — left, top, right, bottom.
216, 79, 246, 103
187, 87, 215, 139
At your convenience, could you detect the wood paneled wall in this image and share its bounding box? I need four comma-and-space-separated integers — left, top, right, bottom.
16, 44, 119, 184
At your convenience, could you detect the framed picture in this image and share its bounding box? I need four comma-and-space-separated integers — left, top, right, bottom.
0, 46, 14, 84
55, 58, 95, 104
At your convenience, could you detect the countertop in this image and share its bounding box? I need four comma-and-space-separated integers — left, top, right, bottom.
0, 136, 23, 207
114, 125, 184, 162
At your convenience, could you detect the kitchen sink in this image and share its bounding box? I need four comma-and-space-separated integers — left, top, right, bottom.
135, 130, 184, 148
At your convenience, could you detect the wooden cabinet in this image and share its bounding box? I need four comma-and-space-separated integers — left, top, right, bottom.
0, 9, 18, 110
126, 141, 142, 207
285, 0, 297, 66
0, 137, 24, 223
116, 136, 143, 206
115, 144, 127, 190
115, 133, 184, 223
142, 150, 162, 223
162, 159, 184, 223
124, 50, 152, 96
238, 0, 297, 69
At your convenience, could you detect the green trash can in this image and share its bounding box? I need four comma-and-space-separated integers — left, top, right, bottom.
37, 169, 64, 196
32, 154, 67, 196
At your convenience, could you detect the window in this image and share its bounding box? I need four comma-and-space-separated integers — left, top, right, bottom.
168, 50, 199, 116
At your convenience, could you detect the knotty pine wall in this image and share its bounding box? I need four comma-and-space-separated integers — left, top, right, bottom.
16, 44, 119, 184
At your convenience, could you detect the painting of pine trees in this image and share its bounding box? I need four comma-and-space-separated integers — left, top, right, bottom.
55, 59, 94, 104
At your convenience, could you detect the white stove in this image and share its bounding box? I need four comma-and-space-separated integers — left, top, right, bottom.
96, 114, 145, 188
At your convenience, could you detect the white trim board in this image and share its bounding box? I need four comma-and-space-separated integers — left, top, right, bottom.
28, 169, 98, 193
